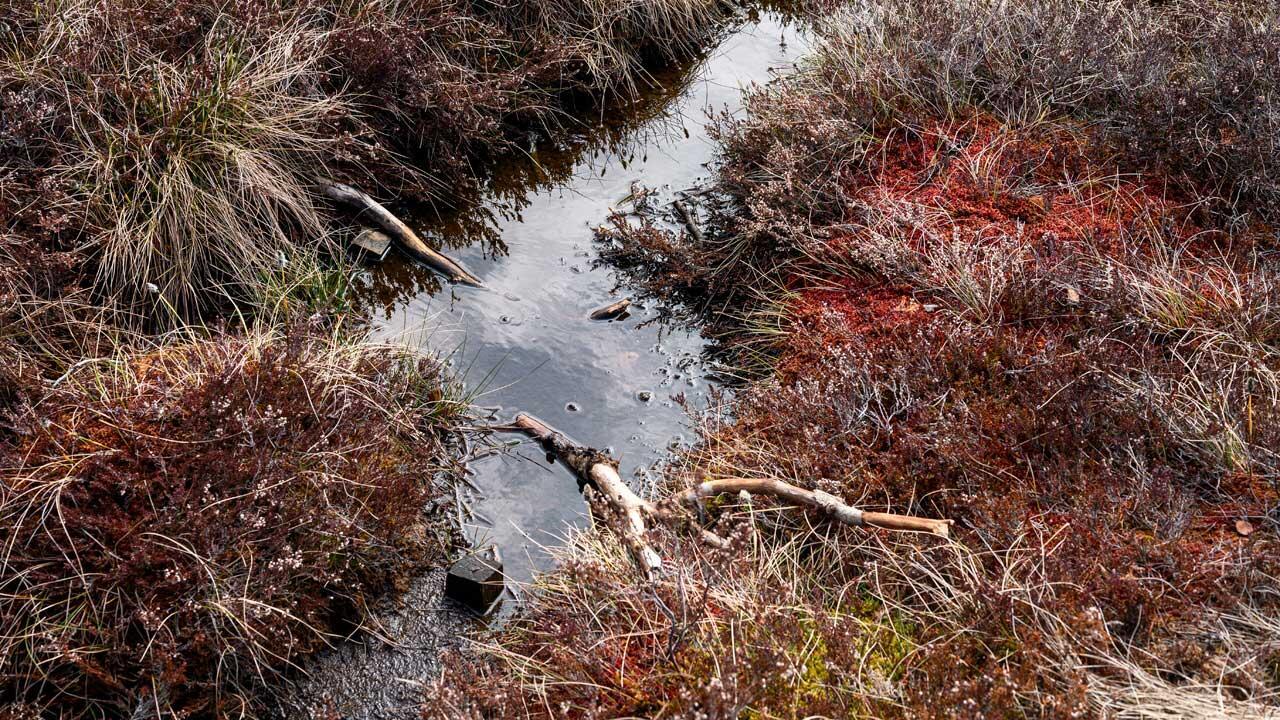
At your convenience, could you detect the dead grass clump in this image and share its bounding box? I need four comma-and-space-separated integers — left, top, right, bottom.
3, 3, 342, 321
601, 0, 1278, 324
0, 0, 733, 329
0, 325, 465, 716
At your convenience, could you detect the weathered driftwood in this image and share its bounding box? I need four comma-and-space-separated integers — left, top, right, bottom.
315, 178, 483, 287
672, 199, 704, 244
589, 297, 632, 321
508, 414, 953, 579
679, 477, 952, 538
511, 413, 663, 577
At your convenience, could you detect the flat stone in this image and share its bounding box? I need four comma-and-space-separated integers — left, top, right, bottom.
444, 552, 504, 612
351, 228, 392, 261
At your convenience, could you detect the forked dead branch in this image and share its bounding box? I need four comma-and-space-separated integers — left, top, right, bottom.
506, 412, 952, 579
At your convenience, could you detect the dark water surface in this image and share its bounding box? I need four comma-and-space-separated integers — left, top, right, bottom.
280, 12, 808, 717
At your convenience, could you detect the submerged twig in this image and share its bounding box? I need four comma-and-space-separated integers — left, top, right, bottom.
672, 199, 704, 244
589, 297, 632, 321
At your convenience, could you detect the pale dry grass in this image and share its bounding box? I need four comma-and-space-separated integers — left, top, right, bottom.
5, 7, 340, 319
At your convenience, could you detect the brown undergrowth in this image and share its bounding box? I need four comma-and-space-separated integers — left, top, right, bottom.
1, 0, 738, 714
1, 323, 467, 717
431, 1, 1280, 717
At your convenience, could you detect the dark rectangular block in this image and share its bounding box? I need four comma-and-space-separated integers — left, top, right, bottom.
445, 553, 504, 612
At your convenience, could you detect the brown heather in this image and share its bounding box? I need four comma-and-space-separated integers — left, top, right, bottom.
0, 324, 467, 717
434, 1, 1280, 717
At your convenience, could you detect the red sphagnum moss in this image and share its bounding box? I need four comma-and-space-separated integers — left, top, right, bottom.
440, 13, 1280, 710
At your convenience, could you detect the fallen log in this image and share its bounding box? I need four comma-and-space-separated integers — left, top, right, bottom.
315, 178, 483, 287
589, 297, 632, 321
679, 477, 952, 538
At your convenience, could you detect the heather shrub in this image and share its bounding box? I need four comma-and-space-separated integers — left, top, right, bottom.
816, 0, 1280, 223
0, 326, 465, 716
426, 514, 925, 719
429, 293, 1280, 717
601, 0, 1279, 318
559, 3, 1280, 716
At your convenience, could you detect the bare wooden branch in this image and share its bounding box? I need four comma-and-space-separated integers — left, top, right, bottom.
504, 416, 952, 580
589, 297, 632, 321
672, 199, 704, 244
680, 477, 952, 538
510, 413, 662, 577
315, 178, 483, 287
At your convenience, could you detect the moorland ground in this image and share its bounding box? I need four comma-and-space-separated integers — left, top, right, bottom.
427, 1, 1280, 718
0, 0, 731, 714
4, 0, 1278, 717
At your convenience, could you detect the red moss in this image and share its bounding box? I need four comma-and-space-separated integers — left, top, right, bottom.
838, 115, 1207, 263
781, 283, 930, 377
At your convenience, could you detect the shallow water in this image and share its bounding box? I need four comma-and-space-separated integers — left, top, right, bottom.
280, 11, 809, 717
371, 11, 806, 585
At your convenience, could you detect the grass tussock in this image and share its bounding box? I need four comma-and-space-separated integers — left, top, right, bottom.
448, 1, 1280, 716
0, 324, 466, 717
0, 0, 733, 326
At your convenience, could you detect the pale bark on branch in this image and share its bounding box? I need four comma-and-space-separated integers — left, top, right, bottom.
672, 199, 703, 244
589, 298, 632, 320
315, 178, 484, 287
506, 414, 953, 580
679, 477, 952, 538
510, 413, 662, 577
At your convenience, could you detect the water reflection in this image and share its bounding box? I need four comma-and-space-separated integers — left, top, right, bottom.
360, 11, 810, 585
279, 11, 810, 719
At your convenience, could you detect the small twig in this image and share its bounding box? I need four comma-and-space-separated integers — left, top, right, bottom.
589, 297, 632, 321
504, 414, 952, 585
672, 199, 704, 244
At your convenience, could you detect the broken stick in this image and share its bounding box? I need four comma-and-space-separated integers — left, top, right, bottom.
672, 199, 704, 244
510, 413, 663, 577
589, 297, 632, 321
679, 477, 952, 538
315, 178, 483, 287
